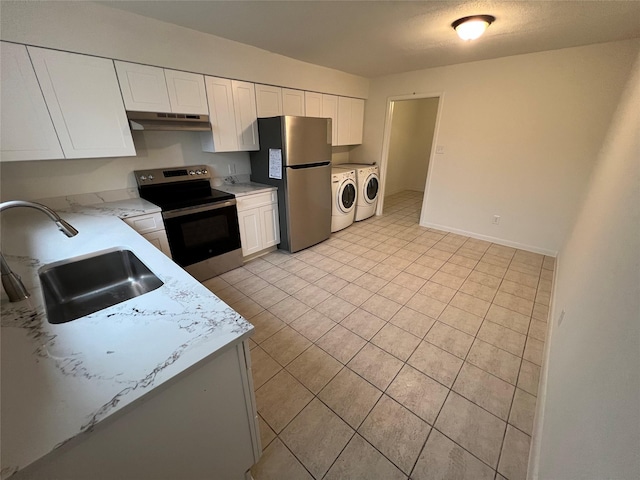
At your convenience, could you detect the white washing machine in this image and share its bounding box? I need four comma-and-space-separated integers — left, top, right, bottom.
331, 167, 358, 232
338, 163, 379, 221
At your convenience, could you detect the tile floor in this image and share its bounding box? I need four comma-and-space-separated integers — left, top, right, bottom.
204, 190, 553, 480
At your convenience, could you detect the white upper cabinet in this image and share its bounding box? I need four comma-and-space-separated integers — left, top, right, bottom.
304, 91, 322, 118
164, 69, 208, 115
282, 88, 305, 116
115, 61, 208, 115
322, 94, 339, 146
202, 76, 258, 153
336, 96, 364, 146
1, 42, 63, 162
255, 84, 282, 118
28, 46, 135, 159
115, 61, 171, 112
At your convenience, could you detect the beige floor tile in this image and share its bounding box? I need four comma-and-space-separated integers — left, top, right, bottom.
481, 252, 512, 268
314, 273, 348, 294
485, 304, 530, 335
314, 295, 357, 322
219, 266, 253, 284
361, 293, 403, 321
235, 274, 270, 295
382, 254, 413, 271
386, 365, 448, 424
416, 254, 446, 270
509, 261, 541, 277
273, 274, 310, 295
535, 289, 551, 306
509, 388, 537, 435
517, 360, 541, 396
438, 305, 484, 336
230, 296, 265, 319
295, 265, 328, 283
467, 339, 521, 385
458, 279, 497, 302
215, 285, 247, 305
202, 275, 229, 292
389, 306, 437, 338
292, 283, 332, 307
425, 321, 474, 359
378, 281, 416, 304
440, 262, 472, 279
523, 337, 545, 366
267, 296, 310, 324
394, 249, 422, 262
316, 324, 367, 364
348, 343, 404, 390
406, 293, 448, 319
486, 244, 515, 260
392, 271, 428, 291
477, 320, 527, 357
435, 392, 506, 468
252, 285, 289, 309
255, 370, 313, 433
453, 363, 515, 420
528, 319, 548, 342
286, 344, 342, 394
428, 245, 456, 257
251, 345, 283, 389
353, 272, 389, 293
359, 395, 432, 474
411, 429, 495, 480
456, 247, 485, 261
430, 270, 465, 290
467, 270, 502, 288
280, 398, 354, 479
251, 438, 313, 480
499, 279, 537, 302
324, 434, 406, 480
450, 291, 491, 318
532, 302, 550, 322
250, 310, 286, 344
448, 253, 480, 269
404, 262, 438, 280
418, 281, 457, 303
260, 326, 312, 366
333, 263, 366, 282
361, 248, 391, 263
369, 262, 404, 281
498, 425, 531, 480
408, 341, 463, 387
493, 291, 534, 317
290, 309, 336, 342
504, 269, 539, 289
341, 308, 387, 340
474, 261, 507, 279
336, 283, 375, 306
257, 414, 277, 450
318, 367, 382, 429
256, 265, 290, 283
371, 323, 421, 361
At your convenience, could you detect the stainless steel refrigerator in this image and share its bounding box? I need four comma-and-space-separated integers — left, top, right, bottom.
250, 116, 332, 253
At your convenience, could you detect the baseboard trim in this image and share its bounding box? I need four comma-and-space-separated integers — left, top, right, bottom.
419, 222, 558, 257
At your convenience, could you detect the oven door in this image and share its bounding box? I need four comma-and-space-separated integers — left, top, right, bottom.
162, 201, 241, 268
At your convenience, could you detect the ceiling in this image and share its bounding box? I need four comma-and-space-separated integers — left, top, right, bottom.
101, 1, 640, 78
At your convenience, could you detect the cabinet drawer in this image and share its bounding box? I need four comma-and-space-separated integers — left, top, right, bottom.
236, 191, 276, 211
123, 212, 164, 234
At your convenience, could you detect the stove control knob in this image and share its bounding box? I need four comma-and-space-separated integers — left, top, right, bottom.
189, 170, 195, 175
147, 174, 154, 181
202, 169, 208, 174
139, 175, 147, 181
196, 169, 202, 175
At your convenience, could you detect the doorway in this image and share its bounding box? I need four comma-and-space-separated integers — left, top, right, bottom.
377, 94, 441, 222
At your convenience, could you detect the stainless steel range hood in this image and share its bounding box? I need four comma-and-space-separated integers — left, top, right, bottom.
127, 111, 211, 132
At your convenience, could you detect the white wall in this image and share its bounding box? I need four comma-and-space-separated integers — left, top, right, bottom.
531, 52, 640, 480
0, 1, 368, 201
385, 98, 438, 196
353, 40, 640, 255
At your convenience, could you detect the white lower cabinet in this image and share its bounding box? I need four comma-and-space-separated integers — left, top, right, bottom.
122, 212, 172, 258
237, 191, 280, 258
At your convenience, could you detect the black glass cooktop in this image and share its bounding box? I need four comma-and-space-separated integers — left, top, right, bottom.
139, 179, 234, 212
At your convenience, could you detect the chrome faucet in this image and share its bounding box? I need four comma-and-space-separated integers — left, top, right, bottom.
0, 201, 79, 302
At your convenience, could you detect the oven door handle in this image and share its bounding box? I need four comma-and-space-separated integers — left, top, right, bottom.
162, 199, 236, 219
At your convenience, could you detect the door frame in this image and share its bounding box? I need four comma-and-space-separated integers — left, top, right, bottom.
376, 91, 444, 225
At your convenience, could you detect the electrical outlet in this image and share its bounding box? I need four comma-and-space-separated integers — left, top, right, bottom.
558, 309, 565, 326
228, 164, 236, 175
492, 215, 500, 225
436, 145, 445, 154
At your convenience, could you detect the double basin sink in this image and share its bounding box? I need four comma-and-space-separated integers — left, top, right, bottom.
39, 248, 163, 324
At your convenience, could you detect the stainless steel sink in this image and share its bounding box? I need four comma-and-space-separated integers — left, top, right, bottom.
39, 248, 163, 324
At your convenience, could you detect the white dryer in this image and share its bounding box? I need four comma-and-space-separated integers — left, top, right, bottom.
331, 167, 358, 232
338, 163, 379, 221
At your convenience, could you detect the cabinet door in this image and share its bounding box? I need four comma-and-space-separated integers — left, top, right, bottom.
164, 69, 208, 115
282, 88, 305, 116
255, 84, 282, 118
322, 94, 339, 146
304, 92, 322, 118
27, 46, 135, 159
237, 208, 262, 257
114, 61, 171, 113
232, 80, 259, 151
202, 76, 238, 152
350, 98, 365, 145
143, 230, 172, 258
0, 42, 63, 161
260, 203, 280, 248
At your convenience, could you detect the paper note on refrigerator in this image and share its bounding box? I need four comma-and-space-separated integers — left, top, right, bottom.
268, 149, 283, 179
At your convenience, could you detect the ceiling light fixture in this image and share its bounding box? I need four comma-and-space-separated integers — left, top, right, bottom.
452, 15, 496, 41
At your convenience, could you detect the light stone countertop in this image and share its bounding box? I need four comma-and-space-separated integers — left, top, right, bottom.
0, 207, 253, 478
215, 182, 276, 197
